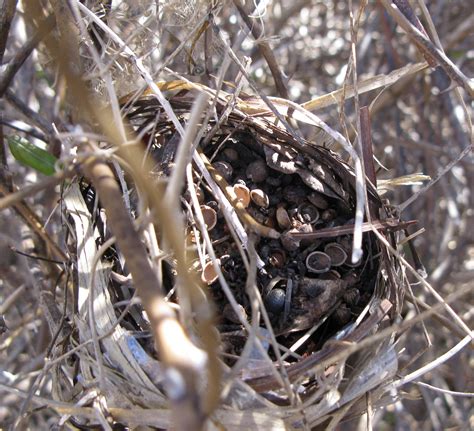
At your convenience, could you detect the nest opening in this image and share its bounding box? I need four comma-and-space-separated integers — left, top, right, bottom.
94, 89, 387, 368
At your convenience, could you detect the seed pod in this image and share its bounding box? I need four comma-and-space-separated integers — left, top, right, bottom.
246, 159, 269, 183
232, 183, 250, 208
265, 288, 286, 314
213, 161, 234, 182
324, 243, 347, 267
250, 189, 269, 208
8, 135, 58, 176
201, 260, 220, 285
297, 202, 320, 224
276, 207, 291, 229
305, 251, 331, 274
307, 192, 329, 210
200, 205, 217, 231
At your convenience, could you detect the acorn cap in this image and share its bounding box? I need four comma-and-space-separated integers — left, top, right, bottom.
232, 183, 250, 208
297, 202, 320, 224
268, 249, 286, 268
324, 243, 347, 267
200, 205, 217, 231
250, 189, 269, 208
201, 259, 220, 285
305, 251, 331, 273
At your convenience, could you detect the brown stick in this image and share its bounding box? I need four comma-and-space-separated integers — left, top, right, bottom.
20, 1, 220, 424
0, 169, 72, 211
0, 0, 17, 65
288, 218, 417, 241
232, 0, 289, 99
359, 106, 379, 219
381, 0, 474, 97
83, 157, 217, 430
0, 182, 67, 262
392, 0, 436, 67
0, 14, 55, 97
0, 0, 18, 182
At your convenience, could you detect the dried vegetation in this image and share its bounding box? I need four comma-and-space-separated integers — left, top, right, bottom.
0, 1, 472, 430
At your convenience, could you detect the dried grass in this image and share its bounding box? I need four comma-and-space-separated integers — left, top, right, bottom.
0, 1, 472, 430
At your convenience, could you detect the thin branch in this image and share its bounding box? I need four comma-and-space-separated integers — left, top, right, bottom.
380, 0, 474, 97
0, 169, 73, 211
0, 0, 17, 64
389, 334, 472, 390
232, 0, 289, 98
399, 145, 472, 212
0, 15, 55, 97
302, 62, 428, 111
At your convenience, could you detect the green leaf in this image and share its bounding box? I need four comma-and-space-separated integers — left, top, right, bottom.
8, 136, 57, 176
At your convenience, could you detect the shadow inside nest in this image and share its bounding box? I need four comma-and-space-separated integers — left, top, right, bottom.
119, 89, 386, 362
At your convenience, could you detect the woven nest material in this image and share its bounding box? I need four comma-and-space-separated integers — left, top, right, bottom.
58, 82, 406, 429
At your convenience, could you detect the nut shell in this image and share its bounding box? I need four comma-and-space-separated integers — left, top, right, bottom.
342, 288, 360, 306
321, 208, 337, 222
223, 303, 247, 324
223, 148, 239, 161
332, 304, 352, 325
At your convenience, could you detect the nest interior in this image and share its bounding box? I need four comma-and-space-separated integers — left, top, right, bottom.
62, 84, 401, 426
119, 86, 393, 365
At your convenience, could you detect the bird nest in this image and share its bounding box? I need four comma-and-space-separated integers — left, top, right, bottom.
58, 82, 406, 429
